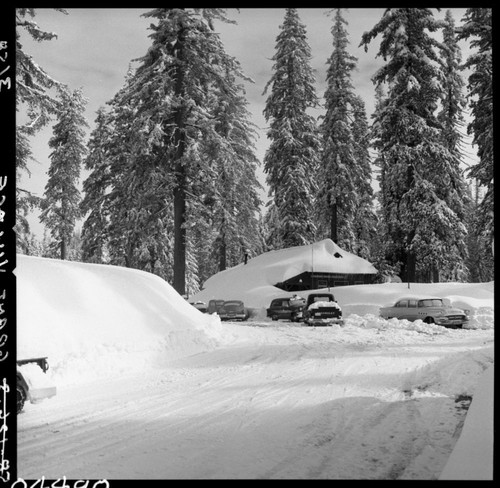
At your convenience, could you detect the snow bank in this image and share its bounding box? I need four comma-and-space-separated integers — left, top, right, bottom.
16, 255, 226, 386
439, 364, 494, 480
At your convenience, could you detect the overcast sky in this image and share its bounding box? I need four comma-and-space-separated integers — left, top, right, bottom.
17, 8, 471, 237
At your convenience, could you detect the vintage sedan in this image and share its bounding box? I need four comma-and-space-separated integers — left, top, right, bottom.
266, 296, 305, 322
207, 299, 225, 315
219, 300, 249, 321
379, 296, 469, 328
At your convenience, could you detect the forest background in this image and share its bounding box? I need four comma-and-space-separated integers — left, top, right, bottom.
15, 8, 493, 296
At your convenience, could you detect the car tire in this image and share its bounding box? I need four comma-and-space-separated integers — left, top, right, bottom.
272, 315, 278, 321
424, 317, 434, 324
17, 382, 26, 414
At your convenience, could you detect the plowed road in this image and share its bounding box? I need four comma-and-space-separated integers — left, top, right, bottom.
17, 322, 493, 480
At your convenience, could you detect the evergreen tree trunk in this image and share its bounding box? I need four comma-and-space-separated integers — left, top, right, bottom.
60, 238, 66, 260
173, 169, 187, 295
219, 232, 227, 271
330, 203, 338, 243
172, 26, 187, 296
432, 266, 440, 283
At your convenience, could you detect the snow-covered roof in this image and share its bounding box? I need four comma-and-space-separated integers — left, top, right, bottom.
192, 239, 377, 307
213, 239, 376, 283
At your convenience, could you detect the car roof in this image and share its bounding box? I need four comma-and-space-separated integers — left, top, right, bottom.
394, 296, 442, 301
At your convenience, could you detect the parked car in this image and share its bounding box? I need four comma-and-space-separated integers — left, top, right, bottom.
207, 299, 225, 315
218, 300, 249, 321
379, 296, 469, 328
190, 301, 207, 313
17, 357, 57, 414
267, 296, 305, 322
303, 293, 344, 326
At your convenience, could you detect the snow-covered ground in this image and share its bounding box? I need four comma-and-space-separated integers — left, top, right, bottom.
16, 249, 494, 480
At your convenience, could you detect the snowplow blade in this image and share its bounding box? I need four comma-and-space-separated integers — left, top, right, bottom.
29, 386, 57, 404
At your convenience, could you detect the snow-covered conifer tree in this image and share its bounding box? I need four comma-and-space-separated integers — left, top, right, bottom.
351, 95, 377, 260
15, 8, 68, 250
113, 8, 259, 295
458, 8, 493, 253
361, 8, 468, 282
40, 88, 88, 260
263, 8, 320, 249
435, 10, 470, 281
195, 66, 263, 276
80, 107, 113, 263
317, 9, 367, 251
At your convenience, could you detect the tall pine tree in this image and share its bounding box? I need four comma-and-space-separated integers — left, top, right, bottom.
80, 106, 114, 263
80, 9, 263, 293
317, 9, 368, 251
361, 8, 468, 282
263, 8, 320, 249
458, 8, 493, 256
15, 8, 68, 251
350, 94, 377, 260
40, 88, 88, 260
435, 9, 469, 281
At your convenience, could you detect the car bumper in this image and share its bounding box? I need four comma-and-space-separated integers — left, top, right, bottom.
305, 318, 344, 326
436, 319, 466, 327
220, 314, 247, 321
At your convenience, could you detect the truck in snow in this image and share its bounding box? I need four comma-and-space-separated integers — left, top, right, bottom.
302, 292, 344, 327
17, 356, 57, 413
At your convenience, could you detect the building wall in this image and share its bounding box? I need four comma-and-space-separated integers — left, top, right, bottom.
276, 272, 377, 291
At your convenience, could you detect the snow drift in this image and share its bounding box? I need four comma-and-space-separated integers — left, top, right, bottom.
15, 252, 494, 479
16, 254, 225, 386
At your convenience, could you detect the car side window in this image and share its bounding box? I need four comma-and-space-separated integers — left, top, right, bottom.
408, 300, 417, 308
396, 300, 408, 308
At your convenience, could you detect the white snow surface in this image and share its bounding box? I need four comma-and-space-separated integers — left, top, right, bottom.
16, 252, 494, 480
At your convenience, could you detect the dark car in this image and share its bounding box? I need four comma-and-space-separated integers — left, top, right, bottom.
190, 301, 207, 313
207, 299, 225, 315
303, 292, 344, 326
219, 300, 249, 321
267, 296, 305, 322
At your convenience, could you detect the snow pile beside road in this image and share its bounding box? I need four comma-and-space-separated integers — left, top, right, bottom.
16, 255, 226, 386
15, 252, 494, 479
439, 364, 494, 480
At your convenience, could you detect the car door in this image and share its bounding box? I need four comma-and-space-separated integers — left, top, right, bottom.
395, 299, 409, 320
279, 299, 291, 318
405, 299, 419, 321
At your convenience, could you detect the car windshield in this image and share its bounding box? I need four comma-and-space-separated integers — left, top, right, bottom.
223, 301, 243, 309
313, 297, 331, 303
418, 299, 443, 308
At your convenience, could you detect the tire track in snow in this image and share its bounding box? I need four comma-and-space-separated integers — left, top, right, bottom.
17, 325, 493, 479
